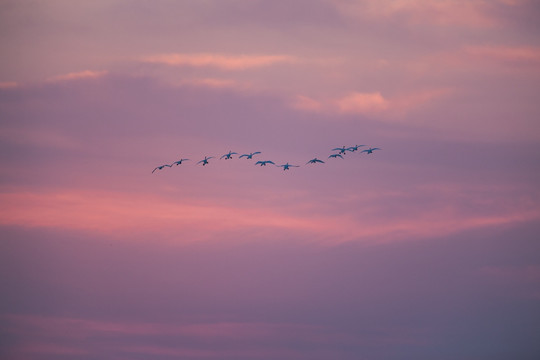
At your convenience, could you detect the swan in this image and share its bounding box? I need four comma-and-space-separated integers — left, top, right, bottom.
197, 156, 214, 166
332, 146, 349, 155
255, 160, 275, 166
347, 145, 365, 152
239, 152, 261, 159
220, 151, 238, 160
277, 163, 300, 170
306, 158, 325, 164
361, 147, 381, 154
171, 158, 189, 166
152, 164, 172, 173
328, 154, 344, 159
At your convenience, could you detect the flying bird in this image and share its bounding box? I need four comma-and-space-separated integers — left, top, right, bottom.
171, 158, 189, 166
152, 164, 172, 173
361, 147, 381, 154
277, 163, 300, 170
332, 146, 349, 155
347, 145, 365, 152
255, 160, 275, 166
328, 154, 344, 159
197, 156, 214, 166
239, 152, 261, 159
220, 151, 238, 160
306, 158, 325, 164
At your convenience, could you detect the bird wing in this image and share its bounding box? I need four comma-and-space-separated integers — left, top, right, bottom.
255, 161, 262, 165
252, 152, 261, 155
197, 159, 205, 164
152, 167, 159, 173
267, 161, 275, 165
372, 148, 381, 150
316, 159, 325, 163
239, 154, 248, 158
220, 154, 227, 159
332, 147, 343, 151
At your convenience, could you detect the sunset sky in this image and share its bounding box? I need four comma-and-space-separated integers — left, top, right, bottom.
1, 1, 540, 359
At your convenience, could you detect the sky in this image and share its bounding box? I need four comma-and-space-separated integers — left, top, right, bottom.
1, 0, 540, 359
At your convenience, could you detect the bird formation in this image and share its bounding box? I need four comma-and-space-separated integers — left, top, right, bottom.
152, 145, 381, 173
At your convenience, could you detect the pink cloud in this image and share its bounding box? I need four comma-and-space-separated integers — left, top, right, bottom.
142, 53, 298, 70
293, 89, 451, 118
465, 45, 540, 67
330, 0, 505, 27
47, 70, 108, 82
0, 81, 18, 88
0, 186, 537, 245
291, 95, 323, 112
335, 92, 390, 114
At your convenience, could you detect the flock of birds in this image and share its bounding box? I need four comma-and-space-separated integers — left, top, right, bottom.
152, 145, 381, 173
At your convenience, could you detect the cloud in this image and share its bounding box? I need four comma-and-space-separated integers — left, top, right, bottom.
329, 0, 510, 27
142, 53, 298, 70
47, 70, 108, 82
465, 45, 540, 67
1, 186, 537, 245
291, 95, 323, 112
0, 81, 18, 89
336, 92, 390, 114
293, 89, 452, 117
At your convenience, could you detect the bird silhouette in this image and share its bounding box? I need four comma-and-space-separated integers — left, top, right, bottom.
277, 163, 300, 170
347, 145, 365, 152
152, 164, 172, 173
361, 147, 381, 154
255, 160, 275, 166
306, 158, 325, 164
332, 146, 349, 155
220, 151, 238, 160
328, 154, 344, 159
239, 152, 261, 159
171, 158, 189, 166
197, 156, 214, 166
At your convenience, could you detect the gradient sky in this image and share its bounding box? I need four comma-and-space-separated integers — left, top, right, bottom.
1, 1, 540, 359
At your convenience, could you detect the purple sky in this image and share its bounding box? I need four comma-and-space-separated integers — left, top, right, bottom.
1, 1, 540, 359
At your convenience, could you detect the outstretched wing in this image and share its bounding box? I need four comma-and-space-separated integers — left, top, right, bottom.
267, 161, 275, 165
255, 161, 263, 165
239, 154, 248, 158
